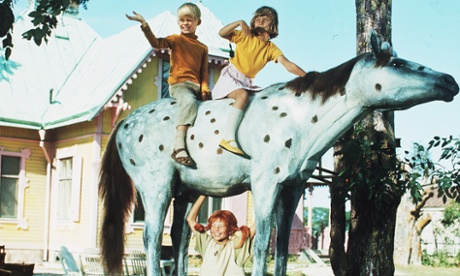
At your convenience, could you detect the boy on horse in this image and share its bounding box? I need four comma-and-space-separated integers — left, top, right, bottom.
127, 3, 209, 167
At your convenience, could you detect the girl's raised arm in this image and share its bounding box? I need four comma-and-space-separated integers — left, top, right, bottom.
186, 195, 207, 232
219, 20, 251, 39
277, 55, 306, 77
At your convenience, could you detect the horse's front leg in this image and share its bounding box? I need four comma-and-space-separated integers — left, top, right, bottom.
170, 193, 196, 276
251, 179, 282, 276
274, 183, 305, 276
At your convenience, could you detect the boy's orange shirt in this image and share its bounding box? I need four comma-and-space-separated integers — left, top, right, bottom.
141, 24, 210, 93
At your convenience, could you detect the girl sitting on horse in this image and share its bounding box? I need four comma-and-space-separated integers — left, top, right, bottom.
213, 6, 307, 156
186, 195, 256, 275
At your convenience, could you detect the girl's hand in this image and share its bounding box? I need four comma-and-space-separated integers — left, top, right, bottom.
126, 11, 146, 25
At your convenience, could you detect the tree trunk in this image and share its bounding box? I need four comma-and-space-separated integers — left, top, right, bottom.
394, 188, 434, 265
331, 1, 402, 275
329, 132, 351, 276
349, 2, 398, 275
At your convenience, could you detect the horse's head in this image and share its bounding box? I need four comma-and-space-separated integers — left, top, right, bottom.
348, 30, 458, 110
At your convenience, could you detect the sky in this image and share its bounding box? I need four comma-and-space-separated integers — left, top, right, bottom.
14, 0, 460, 207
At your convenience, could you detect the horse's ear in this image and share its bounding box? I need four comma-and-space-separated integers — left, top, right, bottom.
370, 29, 394, 57
370, 29, 381, 56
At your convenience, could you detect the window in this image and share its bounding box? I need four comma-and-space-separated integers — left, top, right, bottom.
197, 197, 222, 224
161, 59, 170, 99
0, 147, 30, 229
57, 158, 72, 221
133, 192, 145, 223
55, 147, 82, 223
0, 155, 20, 218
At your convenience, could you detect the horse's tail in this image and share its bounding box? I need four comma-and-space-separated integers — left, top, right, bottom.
98, 120, 136, 274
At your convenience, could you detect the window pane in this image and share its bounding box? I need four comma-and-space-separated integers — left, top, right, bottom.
212, 198, 222, 211
133, 192, 145, 222
57, 179, 72, 220
59, 158, 72, 178
197, 198, 210, 224
0, 177, 18, 218
1, 156, 20, 175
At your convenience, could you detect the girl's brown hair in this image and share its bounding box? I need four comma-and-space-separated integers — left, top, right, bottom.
194, 210, 251, 249
249, 6, 279, 39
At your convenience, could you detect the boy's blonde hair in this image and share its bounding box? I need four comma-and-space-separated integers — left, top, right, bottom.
177, 2, 201, 20
250, 6, 279, 39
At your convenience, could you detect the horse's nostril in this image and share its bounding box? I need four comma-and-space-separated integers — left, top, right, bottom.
418, 66, 425, 71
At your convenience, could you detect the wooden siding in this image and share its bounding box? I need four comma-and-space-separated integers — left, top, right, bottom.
0, 137, 48, 251
0, 126, 40, 140
54, 120, 96, 141
118, 57, 159, 123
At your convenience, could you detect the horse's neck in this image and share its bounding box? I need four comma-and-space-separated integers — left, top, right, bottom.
296, 91, 365, 170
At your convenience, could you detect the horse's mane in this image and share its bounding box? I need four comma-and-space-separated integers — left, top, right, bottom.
285, 54, 367, 104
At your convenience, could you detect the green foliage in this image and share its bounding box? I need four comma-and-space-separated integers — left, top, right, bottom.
405, 136, 460, 204
304, 207, 330, 236
441, 202, 460, 227
422, 249, 460, 268
0, 0, 89, 59
0, 0, 14, 60
336, 121, 405, 205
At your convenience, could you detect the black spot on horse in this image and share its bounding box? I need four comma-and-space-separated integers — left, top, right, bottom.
274, 167, 280, 174
206, 110, 211, 115
130, 159, 136, 166
190, 134, 195, 140
272, 106, 279, 111
149, 109, 155, 113
159, 145, 164, 151
118, 143, 122, 149
124, 123, 129, 129
264, 135, 270, 143
278, 86, 285, 90
280, 112, 287, 118
261, 96, 268, 100
199, 142, 204, 148
171, 102, 177, 105
375, 83, 382, 91
210, 118, 216, 123
214, 130, 220, 135
139, 135, 144, 142
312, 115, 318, 123
285, 138, 292, 148
163, 116, 170, 121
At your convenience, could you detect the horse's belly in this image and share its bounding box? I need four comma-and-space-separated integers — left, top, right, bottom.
180, 172, 251, 197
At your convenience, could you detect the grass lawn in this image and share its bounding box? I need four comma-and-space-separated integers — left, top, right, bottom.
395, 265, 460, 276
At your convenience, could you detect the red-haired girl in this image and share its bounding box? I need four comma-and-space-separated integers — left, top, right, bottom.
186, 195, 256, 275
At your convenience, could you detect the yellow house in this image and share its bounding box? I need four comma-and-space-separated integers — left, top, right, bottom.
0, 2, 309, 264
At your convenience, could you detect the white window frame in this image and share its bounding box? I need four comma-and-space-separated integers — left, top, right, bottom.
54, 146, 82, 224
0, 147, 31, 229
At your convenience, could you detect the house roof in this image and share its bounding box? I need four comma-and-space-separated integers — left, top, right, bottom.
0, 2, 228, 130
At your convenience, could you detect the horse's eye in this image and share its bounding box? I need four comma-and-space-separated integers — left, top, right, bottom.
390, 60, 405, 68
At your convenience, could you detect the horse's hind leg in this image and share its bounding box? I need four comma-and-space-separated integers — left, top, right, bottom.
274, 184, 305, 276
170, 193, 196, 276
137, 180, 173, 276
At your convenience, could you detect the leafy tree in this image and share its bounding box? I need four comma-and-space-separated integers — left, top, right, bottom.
304, 207, 330, 237
0, 0, 89, 60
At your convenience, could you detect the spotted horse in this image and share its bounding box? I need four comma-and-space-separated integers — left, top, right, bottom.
98, 31, 458, 276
